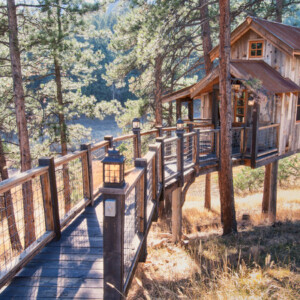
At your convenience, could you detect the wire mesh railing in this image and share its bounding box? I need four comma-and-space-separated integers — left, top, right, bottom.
146, 156, 154, 221
232, 127, 243, 156
163, 137, 179, 181
257, 124, 279, 156
0, 167, 51, 281
197, 129, 219, 162
141, 130, 158, 157
90, 142, 108, 195
183, 132, 196, 169
114, 135, 136, 171
55, 155, 85, 222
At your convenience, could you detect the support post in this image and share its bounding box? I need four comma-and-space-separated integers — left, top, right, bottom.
212, 86, 219, 129
176, 99, 182, 120
269, 160, 278, 223
135, 158, 148, 262
132, 127, 141, 159
102, 191, 125, 300
262, 163, 272, 216
187, 100, 194, 122
172, 187, 182, 243
204, 173, 211, 209
251, 102, 259, 168
39, 157, 61, 240
80, 144, 94, 206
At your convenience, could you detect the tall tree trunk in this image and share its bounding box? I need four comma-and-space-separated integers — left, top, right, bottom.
54, 56, 71, 213
154, 55, 163, 126
7, 0, 35, 247
218, 0, 237, 235
276, 0, 283, 22
201, 0, 213, 210
0, 139, 22, 251
262, 163, 272, 216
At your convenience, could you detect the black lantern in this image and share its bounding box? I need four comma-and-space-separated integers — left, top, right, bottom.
132, 118, 140, 130
102, 147, 125, 188
176, 118, 184, 131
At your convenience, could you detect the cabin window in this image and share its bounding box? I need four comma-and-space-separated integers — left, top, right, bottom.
234, 90, 247, 123
297, 96, 300, 122
249, 40, 264, 58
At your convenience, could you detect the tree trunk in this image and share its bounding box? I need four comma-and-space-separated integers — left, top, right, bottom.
201, 0, 213, 210
276, 0, 283, 22
262, 163, 272, 216
218, 0, 237, 235
154, 55, 163, 126
7, 0, 35, 247
54, 56, 71, 213
0, 139, 23, 251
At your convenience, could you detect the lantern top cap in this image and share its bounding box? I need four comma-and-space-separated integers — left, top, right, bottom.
103, 147, 125, 163
177, 118, 184, 124
132, 117, 140, 122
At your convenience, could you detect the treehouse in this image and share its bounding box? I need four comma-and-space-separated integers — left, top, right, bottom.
162, 16, 300, 169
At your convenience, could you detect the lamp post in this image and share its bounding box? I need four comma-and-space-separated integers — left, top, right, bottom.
102, 147, 125, 188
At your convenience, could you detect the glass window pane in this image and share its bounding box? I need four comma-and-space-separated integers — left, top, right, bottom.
297, 97, 300, 105
251, 50, 256, 56
297, 106, 300, 121
251, 43, 256, 49
237, 100, 244, 106
257, 43, 262, 49
257, 50, 262, 56
237, 108, 244, 115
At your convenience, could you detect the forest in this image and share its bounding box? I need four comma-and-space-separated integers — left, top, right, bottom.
1, 0, 299, 175
0, 0, 300, 298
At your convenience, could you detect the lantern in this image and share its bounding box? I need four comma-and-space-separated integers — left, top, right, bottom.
248, 94, 255, 106
102, 147, 125, 188
132, 118, 140, 130
176, 118, 184, 131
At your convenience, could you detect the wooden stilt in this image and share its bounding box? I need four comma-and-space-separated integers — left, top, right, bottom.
262, 163, 272, 217
172, 187, 182, 243
269, 160, 278, 223
204, 173, 211, 209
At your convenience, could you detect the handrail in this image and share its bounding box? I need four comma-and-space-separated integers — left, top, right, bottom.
54, 150, 86, 167
0, 166, 48, 194
114, 133, 136, 142
140, 129, 158, 136
258, 123, 280, 130
164, 136, 178, 143
91, 140, 109, 151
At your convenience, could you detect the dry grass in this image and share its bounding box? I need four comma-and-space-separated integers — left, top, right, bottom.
127, 167, 300, 300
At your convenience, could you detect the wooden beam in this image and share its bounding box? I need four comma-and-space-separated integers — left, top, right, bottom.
268, 160, 278, 223
172, 187, 182, 243
176, 99, 182, 120
251, 102, 259, 168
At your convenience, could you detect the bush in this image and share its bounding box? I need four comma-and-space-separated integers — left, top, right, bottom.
234, 154, 300, 194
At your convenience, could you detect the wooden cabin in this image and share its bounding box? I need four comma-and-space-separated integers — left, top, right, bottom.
162, 16, 300, 168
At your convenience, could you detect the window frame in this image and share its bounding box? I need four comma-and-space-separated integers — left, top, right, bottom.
233, 89, 248, 125
248, 40, 264, 59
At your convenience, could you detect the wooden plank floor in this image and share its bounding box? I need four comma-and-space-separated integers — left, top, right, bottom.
0, 197, 104, 300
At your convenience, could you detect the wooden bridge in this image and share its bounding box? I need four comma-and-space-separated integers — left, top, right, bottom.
0, 122, 282, 299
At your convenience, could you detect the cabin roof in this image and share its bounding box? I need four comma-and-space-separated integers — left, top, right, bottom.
162, 60, 300, 103
210, 16, 300, 60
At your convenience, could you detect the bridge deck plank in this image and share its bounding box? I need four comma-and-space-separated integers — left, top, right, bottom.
0, 197, 104, 299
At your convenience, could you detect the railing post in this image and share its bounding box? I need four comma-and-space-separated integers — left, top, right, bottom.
133, 127, 141, 159
196, 130, 200, 165
102, 190, 125, 300
80, 144, 94, 206
134, 158, 148, 262
39, 157, 61, 240
156, 125, 163, 137
251, 102, 260, 168
156, 137, 165, 200
149, 144, 159, 221
104, 135, 113, 151
176, 131, 184, 187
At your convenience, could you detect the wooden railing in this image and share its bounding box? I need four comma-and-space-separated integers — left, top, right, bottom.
0, 122, 281, 298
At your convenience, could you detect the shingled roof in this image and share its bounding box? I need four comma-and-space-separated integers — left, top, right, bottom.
209, 16, 300, 60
